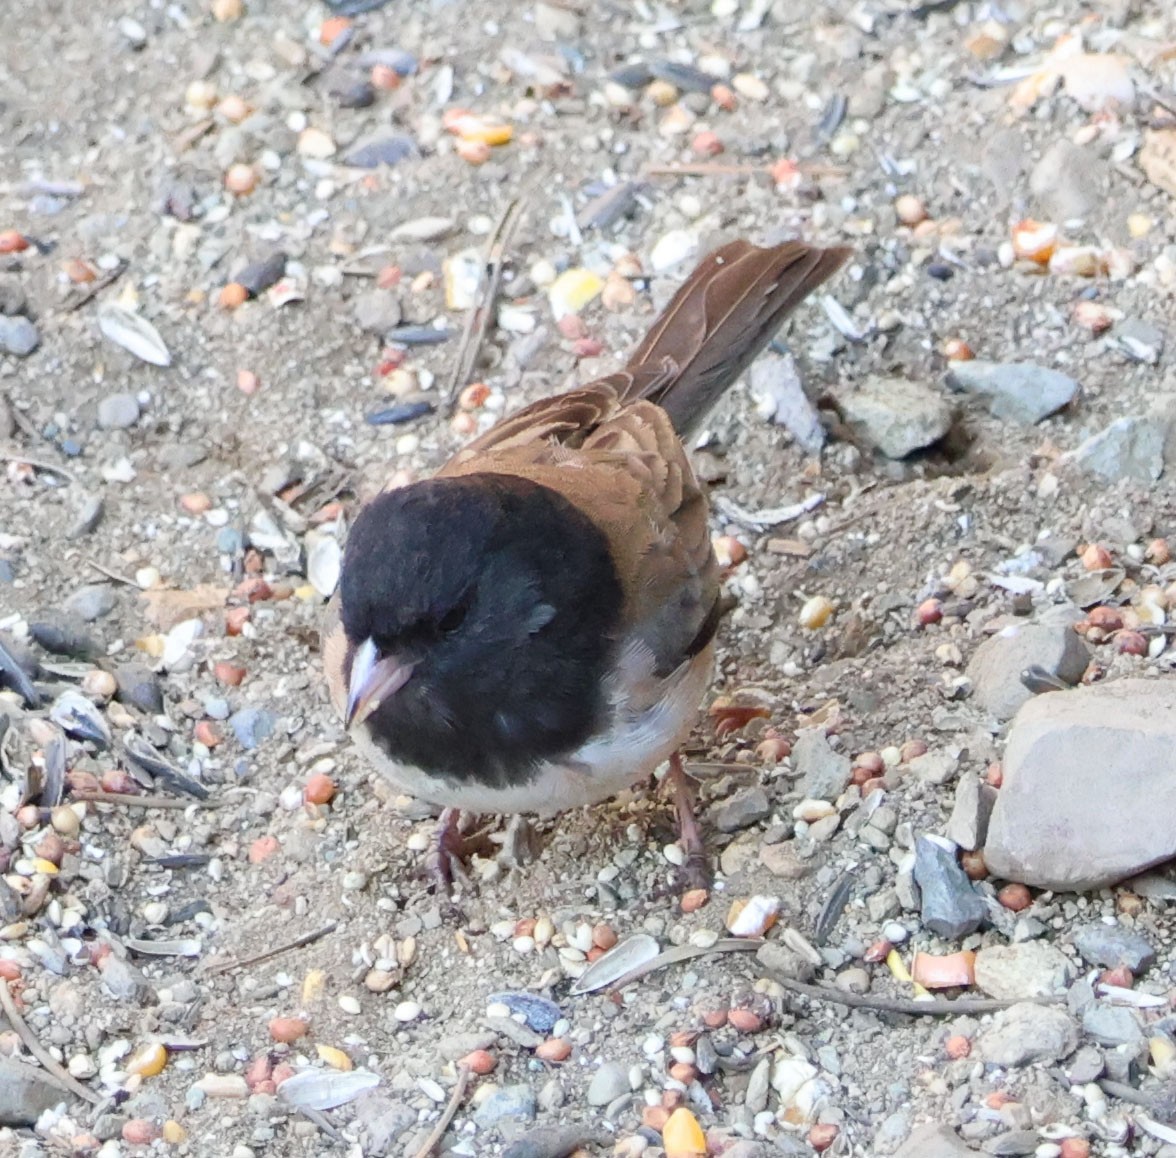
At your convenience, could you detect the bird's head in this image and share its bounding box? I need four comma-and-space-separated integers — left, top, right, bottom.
337, 473, 623, 783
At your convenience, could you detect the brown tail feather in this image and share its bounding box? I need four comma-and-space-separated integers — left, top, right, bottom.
618, 240, 851, 439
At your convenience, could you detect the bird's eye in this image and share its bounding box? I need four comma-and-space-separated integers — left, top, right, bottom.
438, 601, 469, 634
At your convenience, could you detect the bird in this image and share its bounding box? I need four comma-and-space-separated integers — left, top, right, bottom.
322, 237, 850, 893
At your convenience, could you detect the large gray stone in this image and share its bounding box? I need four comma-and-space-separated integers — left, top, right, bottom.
966, 618, 1089, 722
946, 360, 1078, 426
892, 1122, 974, 1157
974, 942, 1075, 1000
1067, 415, 1165, 483
0, 1058, 71, 1125
985, 680, 1176, 890
945, 772, 998, 850
837, 376, 953, 459
977, 1002, 1079, 1066
913, 834, 987, 939
793, 729, 851, 800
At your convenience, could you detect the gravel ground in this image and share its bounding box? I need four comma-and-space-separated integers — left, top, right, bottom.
2, 0, 1176, 1155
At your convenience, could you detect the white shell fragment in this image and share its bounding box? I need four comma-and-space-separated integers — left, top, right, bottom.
570, 933, 660, 995
307, 535, 342, 599
278, 1068, 380, 1110
97, 304, 172, 367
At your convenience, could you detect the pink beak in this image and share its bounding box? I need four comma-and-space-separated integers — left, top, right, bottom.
346, 638, 415, 726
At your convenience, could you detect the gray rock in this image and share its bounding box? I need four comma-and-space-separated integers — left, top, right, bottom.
1072, 923, 1156, 972
794, 729, 851, 800
1113, 318, 1164, 364
353, 289, 402, 336
350, 1092, 415, 1155
65, 583, 117, 622
756, 941, 817, 983
909, 749, 958, 786
0, 283, 27, 317
97, 392, 141, 430
712, 786, 771, 833
0, 1058, 70, 1125
985, 680, 1176, 890
974, 942, 1075, 1000
966, 620, 1089, 722
1029, 139, 1105, 220
913, 834, 986, 939
437, 1032, 497, 1061
977, 1003, 1079, 1066
229, 708, 278, 750
892, 1123, 973, 1158
502, 1126, 607, 1158
1067, 1045, 1105, 1084
759, 841, 814, 879
837, 376, 952, 459
749, 354, 824, 452
99, 956, 151, 1002
115, 663, 164, 713
983, 1130, 1040, 1156
473, 1084, 537, 1126
0, 315, 40, 357
1082, 1004, 1143, 1047
745, 1056, 771, 1113
945, 772, 998, 850
946, 360, 1078, 425
1067, 415, 1165, 483
585, 1062, 629, 1107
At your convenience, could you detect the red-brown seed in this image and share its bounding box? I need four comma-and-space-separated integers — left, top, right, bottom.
669, 1031, 699, 1048
122, 1119, 160, 1145
592, 923, 617, 951
249, 836, 279, 864
100, 768, 139, 795
572, 337, 604, 359
219, 282, 248, 309
960, 850, 987, 881
225, 606, 251, 636
0, 960, 21, 981
641, 1106, 670, 1132
915, 598, 943, 626
1114, 629, 1147, 656
942, 337, 974, 361
556, 314, 587, 340
854, 751, 885, 776
272, 1062, 296, 1087
269, 1017, 309, 1044
459, 382, 491, 410
997, 883, 1032, 912
668, 1061, 697, 1084
376, 265, 402, 290
944, 1034, 971, 1059
180, 492, 213, 515
194, 720, 222, 748
319, 15, 351, 45
535, 1038, 572, 1062
756, 736, 791, 763
1099, 965, 1133, 988
304, 774, 336, 805
726, 1008, 763, 1034
1087, 606, 1123, 631
224, 164, 258, 195
236, 369, 261, 395
680, 888, 708, 913
34, 832, 65, 866
371, 64, 401, 90
1081, 543, 1112, 571
459, 1049, 496, 1075
863, 939, 893, 964
1145, 537, 1171, 565
214, 661, 247, 687
699, 1007, 728, 1029
899, 738, 928, 762
1059, 1140, 1091, 1158
985, 762, 1003, 788
245, 1054, 272, 1090
809, 1124, 839, 1152
691, 130, 724, 157
710, 83, 736, 111
0, 230, 30, 254
514, 918, 537, 938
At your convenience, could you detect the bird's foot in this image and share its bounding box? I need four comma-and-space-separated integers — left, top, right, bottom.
668, 752, 712, 895
492, 813, 538, 874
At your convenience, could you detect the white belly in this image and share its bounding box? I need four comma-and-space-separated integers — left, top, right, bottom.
350, 643, 713, 816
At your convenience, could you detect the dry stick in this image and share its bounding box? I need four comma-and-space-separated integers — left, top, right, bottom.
0, 981, 101, 1105
86, 558, 140, 587
763, 969, 1064, 1017
444, 193, 529, 409
73, 790, 212, 810
205, 921, 338, 976
596, 938, 762, 993
412, 1065, 473, 1158
63, 259, 128, 312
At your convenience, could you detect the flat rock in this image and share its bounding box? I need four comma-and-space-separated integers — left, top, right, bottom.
837, 376, 952, 459
0, 1058, 71, 1125
65, 583, 117, 622
946, 360, 1078, 425
1072, 923, 1156, 971
585, 1062, 629, 1107
759, 841, 815, 879
945, 772, 998, 850
913, 834, 986, 939
977, 1002, 1079, 1066
0, 315, 40, 357
984, 680, 1176, 890
974, 942, 1075, 1000
892, 1122, 973, 1157
711, 786, 771, 833
966, 618, 1089, 722
1082, 1004, 1143, 1047
353, 289, 402, 336
1066, 415, 1165, 483
473, 1084, 537, 1126
793, 729, 851, 800
97, 393, 141, 430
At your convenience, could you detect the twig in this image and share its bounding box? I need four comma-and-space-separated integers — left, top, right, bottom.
1, 392, 40, 440
72, 790, 213, 810
1098, 1079, 1164, 1110
205, 921, 338, 975
63, 259, 128, 312
444, 192, 530, 408
763, 969, 1065, 1016
412, 1065, 473, 1158
86, 558, 139, 587
0, 981, 101, 1105
296, 1106, 343, 1140
0, 451, 76, 482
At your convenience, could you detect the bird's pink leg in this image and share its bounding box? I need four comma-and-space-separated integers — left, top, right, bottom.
669, 753, 711, 891
428, 808, 473, 895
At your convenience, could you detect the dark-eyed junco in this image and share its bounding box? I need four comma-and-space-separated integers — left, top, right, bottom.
323, 238, 850, 892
